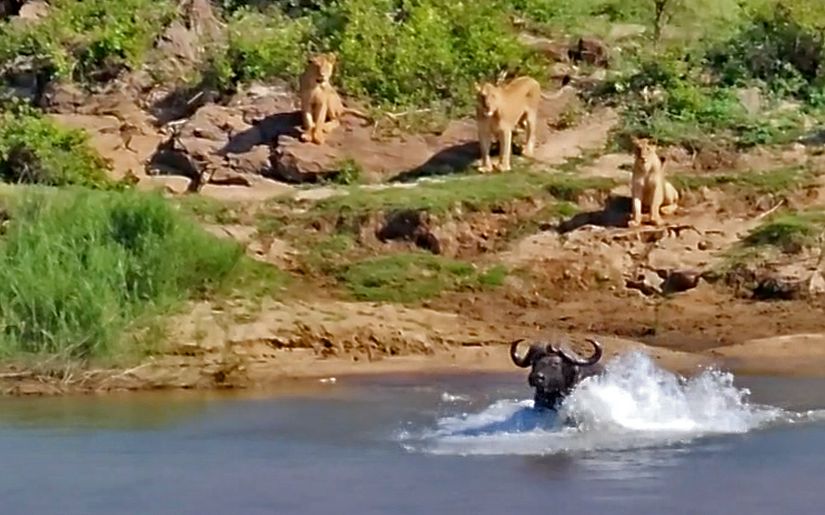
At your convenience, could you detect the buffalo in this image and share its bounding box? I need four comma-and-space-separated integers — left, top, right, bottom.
510, 338, 604, 410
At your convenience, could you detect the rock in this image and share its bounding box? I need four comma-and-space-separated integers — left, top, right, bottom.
182, 0, 223, 42
0, 55, 50, 103
752, 276, 803, 301
38, 81, 88, 112
153, 21, 200, 79
137, 175, 193, 195
568, 38, 610, 67
736, 87, 762, 115
226, 142, 273, 176
377, 209, 442, 254
272, 118, 477, 183
198, 180, 293, 202
657, 269, 703, 294
16, 0, 47, 21
0, 0, 23, 19
517, 33, 570, 62
808, 271, 825, 296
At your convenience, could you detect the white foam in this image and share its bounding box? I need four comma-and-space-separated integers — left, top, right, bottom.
440, 392, 470, 403
401, 352, 822, 456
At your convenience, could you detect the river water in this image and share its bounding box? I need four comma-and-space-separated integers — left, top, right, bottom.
1, 352, 824, 515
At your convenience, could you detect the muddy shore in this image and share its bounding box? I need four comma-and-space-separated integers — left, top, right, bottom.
5, 330, 825, 397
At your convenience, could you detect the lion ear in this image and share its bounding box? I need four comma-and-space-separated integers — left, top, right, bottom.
473, 82, 482, 93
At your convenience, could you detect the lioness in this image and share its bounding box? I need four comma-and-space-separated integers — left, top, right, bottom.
299, 53, 369, 144
629, 137, 679, 226
475, 75, 570, 172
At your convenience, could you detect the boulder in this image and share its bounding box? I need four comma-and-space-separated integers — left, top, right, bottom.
568, 38, 610, 67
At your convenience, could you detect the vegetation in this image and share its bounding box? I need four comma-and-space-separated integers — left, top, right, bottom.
0, 106, 111, 188
198, 0, 543, 111
743, 210, 825, 252
0, 0, 176, 82
670, 167, 819, 196
0, 188, 280, 361
305, 169, 616, 219
338, 252, 506, 303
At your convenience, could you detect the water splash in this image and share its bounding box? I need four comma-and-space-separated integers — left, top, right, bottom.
440, 392, 470, 403
401, 352, 822, 456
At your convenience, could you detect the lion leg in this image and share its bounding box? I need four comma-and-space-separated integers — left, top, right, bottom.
649, 181, 665, 225
497, 127, 513, 172
300, 108, 315, 142
659, 181, 679, 215
523, 110, 537, 158
478, 123, 494, 172
311, 100, 330, 144
630, 180, 644, 227
320, 118, 340, 134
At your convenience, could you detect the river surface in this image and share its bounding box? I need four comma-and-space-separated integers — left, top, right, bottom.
1, 353, 825, 515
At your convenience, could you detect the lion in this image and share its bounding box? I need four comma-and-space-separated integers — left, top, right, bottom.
629, 137, 679, 226
299, 52, 370, 144
475, 75, 571, 172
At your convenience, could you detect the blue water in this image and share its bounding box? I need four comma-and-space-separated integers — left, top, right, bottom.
0, 370, 824, 515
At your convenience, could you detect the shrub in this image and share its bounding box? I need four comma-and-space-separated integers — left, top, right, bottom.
0, 107, 111, 188
324, 0, 540, 111
0, 0, 176, 82
708, 4, 825, 99
204, 8, 311, 90
0, 189, 248, 360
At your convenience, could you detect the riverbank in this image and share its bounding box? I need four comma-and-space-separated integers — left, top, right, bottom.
6, 328, 825, 397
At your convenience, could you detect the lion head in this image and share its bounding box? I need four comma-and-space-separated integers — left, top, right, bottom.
306, 53, 337, 86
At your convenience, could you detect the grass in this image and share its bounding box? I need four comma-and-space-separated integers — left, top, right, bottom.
308, 169, 617, 219
0, 106, 112, 188
338, 252, 506, 303
174, 195, 244, 225
0, 0, 176, 82
670, 167, 818, 195
0, 188, 284, 362
743, 210, 825, 252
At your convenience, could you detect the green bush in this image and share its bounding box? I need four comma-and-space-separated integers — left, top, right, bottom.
325, 0, 540, 110
707, 4, 825, 99
205, 8, 311, 90
0, 0, 176, 81
0, 189, 248, 360
0, 107, 111, 188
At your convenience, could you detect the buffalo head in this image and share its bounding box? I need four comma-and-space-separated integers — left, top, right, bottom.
510, 338, 604, 410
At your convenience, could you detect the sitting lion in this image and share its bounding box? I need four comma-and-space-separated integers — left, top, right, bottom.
475, 75, 570, 172
629, 137, 679, 226
299, 53, 369, 144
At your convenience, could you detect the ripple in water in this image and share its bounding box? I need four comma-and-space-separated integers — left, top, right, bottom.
400, 352, 825, 456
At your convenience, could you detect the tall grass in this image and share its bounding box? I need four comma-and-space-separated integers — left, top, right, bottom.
0, 188, 246, 360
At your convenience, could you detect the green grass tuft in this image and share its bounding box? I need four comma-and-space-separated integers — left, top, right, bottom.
742, 210, 825, 252
0, 107, 112, 188
337, 252, 505, 303
0, 188, 281, 361
671, 167, 817, 195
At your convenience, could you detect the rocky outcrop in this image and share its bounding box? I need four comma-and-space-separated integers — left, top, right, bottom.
145, 77, 577, 185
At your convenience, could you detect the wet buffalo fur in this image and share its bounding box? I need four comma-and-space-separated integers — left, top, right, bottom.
510, 338, 604, 410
